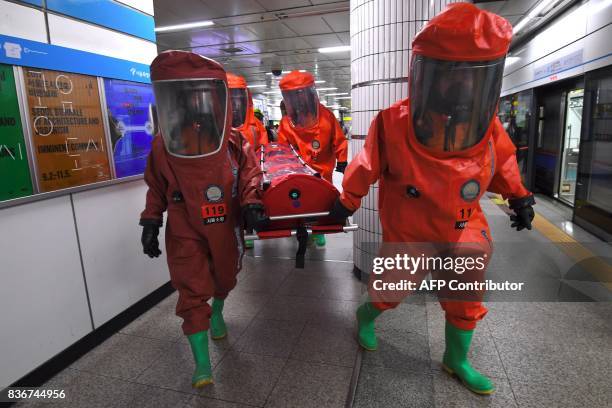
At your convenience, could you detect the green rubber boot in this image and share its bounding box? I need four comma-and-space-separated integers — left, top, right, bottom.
356, 302, 382, 351
442, 322, 495, 395
245, 239, 254, 249
210, 298, 227, 340
313, 234, 326, 247
186, 331, 213, 388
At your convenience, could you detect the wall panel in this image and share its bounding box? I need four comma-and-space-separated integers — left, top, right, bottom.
71, 180, 168, 328
47, 14, 157, 66
0, 196, 92, 389
0, 0, 47, 43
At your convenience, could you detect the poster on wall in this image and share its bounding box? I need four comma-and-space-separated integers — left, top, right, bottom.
0, 64, 33, 201
103, 78, 155, 178
24, 68, 112, 192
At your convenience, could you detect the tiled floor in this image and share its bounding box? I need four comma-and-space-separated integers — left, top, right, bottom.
16, 200, 612, 408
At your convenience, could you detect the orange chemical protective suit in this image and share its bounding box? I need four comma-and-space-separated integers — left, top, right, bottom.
227, 72, 268, 151
340, 4, 533, 330
140, 51, 263, 335
277, 71, 347, 182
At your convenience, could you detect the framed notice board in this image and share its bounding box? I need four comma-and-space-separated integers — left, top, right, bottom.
103, 78, 155, 178
24, 68, 112, 192
0, 64, 33, 200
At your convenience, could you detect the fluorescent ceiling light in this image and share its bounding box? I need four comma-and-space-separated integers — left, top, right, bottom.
299, 70, 306, 72
513, 0, 558, 34
247, 84, 267, 88
315, 80, 326, 84
318, 45, 350, 53
155, 20, 214, 33
317, 87, 338, 91
325, 92, 348, 96
335, 96, 351, 100
263, 91, 282, 94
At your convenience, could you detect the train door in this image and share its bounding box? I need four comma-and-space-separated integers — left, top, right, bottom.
534, 77, 584, 203
558, 89, 583, 205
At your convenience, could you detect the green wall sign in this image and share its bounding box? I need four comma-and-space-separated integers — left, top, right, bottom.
0, 64, 33, 201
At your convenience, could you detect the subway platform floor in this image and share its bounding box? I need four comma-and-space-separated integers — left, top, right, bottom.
16, 198, 612, 408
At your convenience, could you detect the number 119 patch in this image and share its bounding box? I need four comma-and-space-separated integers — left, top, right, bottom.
202, 203, 227, 225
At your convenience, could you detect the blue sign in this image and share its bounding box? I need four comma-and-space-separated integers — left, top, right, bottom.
103, 79, 155, 178
0, 34, 151, 84
534, 50, 584, 80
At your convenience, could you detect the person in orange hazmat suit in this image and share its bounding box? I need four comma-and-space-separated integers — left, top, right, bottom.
227, 73, 269, 249
227, 72, 268, 151
277, 70, 348, 246
140, 51, 266, 388
328, 3, 535, 395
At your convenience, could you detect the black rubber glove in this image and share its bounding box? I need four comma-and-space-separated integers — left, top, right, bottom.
335, 161, 348, 173
243, 204, 268, 232
509, 195, 536, 231
141, 224, 161, 258
328, 198, 354, 223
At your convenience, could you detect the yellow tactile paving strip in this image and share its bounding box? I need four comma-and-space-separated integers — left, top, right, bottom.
490, 195, 612, 291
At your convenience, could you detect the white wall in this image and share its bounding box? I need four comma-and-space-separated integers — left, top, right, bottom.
47, 14, 157, 66
0, 196, 91, 389
0, 0, 47, 42
502, 0, 612, 95
72, 181, 168, 328
0, 180, 169, 390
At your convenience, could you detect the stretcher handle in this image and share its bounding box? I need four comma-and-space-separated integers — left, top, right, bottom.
244, 223, 358, 241
268, 211, 330, 221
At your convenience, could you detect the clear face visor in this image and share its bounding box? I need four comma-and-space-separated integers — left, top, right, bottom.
230, 88, 249, 128
281, 85, 319, 129
410, 55, 505, 152
153, 79, 227, 158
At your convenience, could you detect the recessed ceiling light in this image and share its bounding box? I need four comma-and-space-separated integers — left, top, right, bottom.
318, 45, 350, 53
317, 87, 338, 91
155, 20, 214, 33
314, 80, 326, 84
247, 84, 267, 88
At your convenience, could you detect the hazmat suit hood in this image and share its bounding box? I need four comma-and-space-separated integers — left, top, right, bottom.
151, 50, 231, 160
227, 72, 251, 129
409, 3, 512, 155
280, 71, 320, 130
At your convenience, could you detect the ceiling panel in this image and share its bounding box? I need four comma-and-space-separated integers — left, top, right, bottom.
156, 26, 260, 50
200, 0, 266, 18
257, 0, 312, 10
242, 21, 297, 38
499, 0, 539, 15
304, 33, 345, 48
336, 31, 349, 45
282, 15, 334, 36
322, 11, 350, 32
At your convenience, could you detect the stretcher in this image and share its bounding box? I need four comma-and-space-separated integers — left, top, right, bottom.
244, 142, 357, 267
